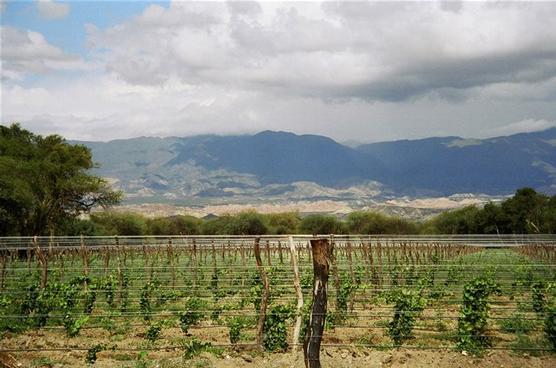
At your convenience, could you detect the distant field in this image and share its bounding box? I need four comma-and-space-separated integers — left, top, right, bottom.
0, 236, 555, 367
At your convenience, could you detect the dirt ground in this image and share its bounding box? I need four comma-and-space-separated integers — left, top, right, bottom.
2, 347, 556, 368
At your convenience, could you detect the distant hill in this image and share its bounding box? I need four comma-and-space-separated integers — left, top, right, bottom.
76, 128, 556, 204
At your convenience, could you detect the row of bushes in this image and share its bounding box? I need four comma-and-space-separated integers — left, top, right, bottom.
55, 187, 556, 236
64, 210, 418, 236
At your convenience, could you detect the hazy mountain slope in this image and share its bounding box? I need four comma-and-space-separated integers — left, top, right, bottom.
357, 128, 556, 195
76, 128, 556, 203
168, 131, 385, 186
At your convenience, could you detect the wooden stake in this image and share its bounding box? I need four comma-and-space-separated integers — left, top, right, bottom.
303, 238, 331, 368
289, 236, 304, 352
254, 237, 270, 348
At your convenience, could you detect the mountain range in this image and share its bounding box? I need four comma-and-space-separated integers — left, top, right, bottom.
78, 128, 556, 208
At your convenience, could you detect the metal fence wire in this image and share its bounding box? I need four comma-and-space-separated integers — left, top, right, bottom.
0, 235, 555, 364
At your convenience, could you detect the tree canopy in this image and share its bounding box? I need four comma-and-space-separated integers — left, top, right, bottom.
423, 188, 556, 234
0, 124, 121, 235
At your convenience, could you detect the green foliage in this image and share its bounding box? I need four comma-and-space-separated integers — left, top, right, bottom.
146, 322, 162, 343
0, 123, 121, 236
147, 215, 200, 235
200, 211, 268, 235
423, 206, 481, 234
544, 306, 556, 351
346, 211, 418, 234
265, 212, 301, 234
424, 188, 556, 234
17, 276, 86, 329
263, 304, 295, 352
249, 271, 263, 312
134, 351, 149, 368
90, 212, 148, 235
228, 211, 268, 235
386, 289, 426, 346
83, 288, 97, 315
329, 275, 357, 327
178, 297, 206, 334
101, 274, 116, 308
499, 313, 535, 334
457, 277, 501, 354
299, 214, 344, 234
182, 338, 216, 360
531, 280, 547, 314
227, 316, 249, 345
86, 344, 105, 365
63, 315, 89, 338
120, 272, 130, 312
140, 282, 154, 321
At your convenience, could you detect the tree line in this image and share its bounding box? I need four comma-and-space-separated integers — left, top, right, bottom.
2, 123, 555, 236
58, 188, 556, 236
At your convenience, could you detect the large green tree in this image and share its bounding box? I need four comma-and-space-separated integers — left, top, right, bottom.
0, 124, 121, 235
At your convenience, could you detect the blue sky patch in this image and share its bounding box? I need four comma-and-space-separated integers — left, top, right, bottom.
2, 1, 170, 56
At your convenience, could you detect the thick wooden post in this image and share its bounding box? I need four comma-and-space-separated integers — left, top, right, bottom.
303, 238, 331, 368
254, 237, 270, 347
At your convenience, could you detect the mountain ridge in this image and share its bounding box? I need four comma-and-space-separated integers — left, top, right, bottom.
74, 127, 556, 204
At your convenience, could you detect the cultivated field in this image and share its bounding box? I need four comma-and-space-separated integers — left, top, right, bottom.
0, 235, 555, 367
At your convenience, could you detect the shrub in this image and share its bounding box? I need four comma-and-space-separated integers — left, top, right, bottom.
227, 317, 248, 345
299, 214, 344, 234
90, 212, 148, 235
386, 289, 426, 346
531, 280, 547, 314
178, 297, 206, 334
544, 306, 556, 351
86, 344, 105, 365
499, 313, 535, 334
146, 322, 161, 343
457, 277, 501, 354
263, 304, 294, 351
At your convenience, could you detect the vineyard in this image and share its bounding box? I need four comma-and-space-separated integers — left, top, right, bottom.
0, 235, 555, 367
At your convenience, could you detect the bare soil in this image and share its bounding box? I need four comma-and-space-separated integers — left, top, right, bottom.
2, 346, 556, 368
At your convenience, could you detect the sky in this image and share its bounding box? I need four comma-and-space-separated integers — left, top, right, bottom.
1, 0, 556, 143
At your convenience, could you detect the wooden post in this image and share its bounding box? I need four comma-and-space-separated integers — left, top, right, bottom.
329, 235, 340, 309
289, 236, 304, 352
254, 237, 270, 347
115, 236, 123, 304
265, 240, 272, 266
304, 238, 331, 368
168, 238, 176, 289
80, 235, 89, 290
346, 239, 355, 285
240, 240, 246, 287
192, 239, 198, 289
34, 236, 48, 289
104, 245, 111, 276
0, 254, 6, 291
360, 242, 371, 282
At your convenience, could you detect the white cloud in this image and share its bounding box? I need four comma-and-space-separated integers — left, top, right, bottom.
1, 26, 88, 81
487, 119, 556, 137
37, 0, 69, 20
83, 1, 556, 103
2, 1, 556, 142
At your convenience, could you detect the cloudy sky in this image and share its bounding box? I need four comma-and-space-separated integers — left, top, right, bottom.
2, 0, 556, 142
